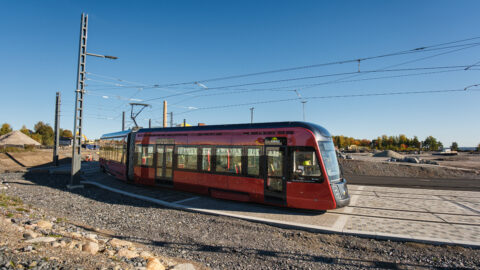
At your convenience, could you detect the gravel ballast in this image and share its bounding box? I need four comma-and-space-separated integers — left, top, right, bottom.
1, 171, 480, 269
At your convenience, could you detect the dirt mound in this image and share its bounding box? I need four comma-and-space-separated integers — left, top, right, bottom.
373, 150, 404, 159
0, 130, 41, 146
340, 159, 480, 179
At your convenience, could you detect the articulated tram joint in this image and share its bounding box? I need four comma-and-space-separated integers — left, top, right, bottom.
331, 178, 350, 208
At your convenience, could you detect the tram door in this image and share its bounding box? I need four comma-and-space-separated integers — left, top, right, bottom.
264, 146, 287, 204
155, 145, 174, 185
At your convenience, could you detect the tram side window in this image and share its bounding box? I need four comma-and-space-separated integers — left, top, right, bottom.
292, 148, 322, 180
141, 145, 154, 167
201, 148, 212, 171
247, 147, 261, 176
216, 147, 242, 174
177, 147, 197, 170
134, 145, 142, 166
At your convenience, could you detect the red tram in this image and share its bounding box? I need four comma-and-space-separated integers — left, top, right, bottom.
99, 122, 350, 210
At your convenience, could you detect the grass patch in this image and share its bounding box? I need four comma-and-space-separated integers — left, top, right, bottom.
55, 217, 66, 223
48, 234, 63, 238
0, 193, 23, 207
6, 213, 14, 218
15, 207, 29, 212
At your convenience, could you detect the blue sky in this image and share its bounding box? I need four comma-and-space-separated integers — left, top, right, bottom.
1, 1, 479, 146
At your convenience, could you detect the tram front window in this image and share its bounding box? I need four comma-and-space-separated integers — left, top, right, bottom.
292, 148, 322, 180
318, 140, 341, 182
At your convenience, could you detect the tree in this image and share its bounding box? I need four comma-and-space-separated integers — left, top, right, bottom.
34, 121, 54, 146
20, 125, 30, 136
477, 143, 480, 152
0, 123, 12, 136
423, 136, 442, 151
450, 142, 458, 151
60, 129, 73, 138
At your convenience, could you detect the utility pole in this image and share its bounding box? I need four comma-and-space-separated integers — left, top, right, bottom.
53, 92, 61, 166
149, 119, 151, 128
163, 100, 167, 128
250, 107, 254, 124
170, 112, 173, 127
122, 111, 125, 131
183, 119, 186, 127
301, 101, 307, 121
70, 13, 117, 189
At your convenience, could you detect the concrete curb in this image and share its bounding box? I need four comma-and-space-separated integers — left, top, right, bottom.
80, 180, 480, 249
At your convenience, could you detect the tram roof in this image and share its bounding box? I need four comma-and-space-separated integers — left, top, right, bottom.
139, 121, 332, 140
100, 129, 132, 139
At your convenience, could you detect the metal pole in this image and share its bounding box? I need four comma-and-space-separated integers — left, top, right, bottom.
170, 112, 173, 127
163, 100, 167, 128
53, 92, 60, 166
122, 111, 125, 131
70, 13, 88, 189
183, 119, 186, 127
250, 107, 254, 124
301, 101, 307, 121
149, 119, 151, 128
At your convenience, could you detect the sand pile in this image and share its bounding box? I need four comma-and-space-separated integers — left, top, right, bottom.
0, 130, 41, 146
373, 150, 404, 159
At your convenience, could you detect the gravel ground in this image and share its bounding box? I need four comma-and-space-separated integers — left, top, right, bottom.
2, 171, 480, 269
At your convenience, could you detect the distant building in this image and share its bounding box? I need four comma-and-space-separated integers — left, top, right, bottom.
59, 137, 72, 146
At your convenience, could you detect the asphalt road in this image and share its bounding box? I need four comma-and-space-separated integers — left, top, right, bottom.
345, 174, 480, 191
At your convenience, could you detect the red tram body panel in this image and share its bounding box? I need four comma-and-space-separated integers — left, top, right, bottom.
99, 122, 350, 210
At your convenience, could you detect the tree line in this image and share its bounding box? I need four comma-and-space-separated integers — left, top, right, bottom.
333, 134, 478, 152
0, 122, 73, 146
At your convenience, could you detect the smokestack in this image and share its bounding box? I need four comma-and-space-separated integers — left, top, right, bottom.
163, 100, 167, 128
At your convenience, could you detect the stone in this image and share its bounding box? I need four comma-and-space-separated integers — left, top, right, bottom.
117, 248, 139, 259
109, 238, 134, 248
68, 240, 80, 249
59, 240, 67, 247
85, 233, 98, 243
104, 249, 116, 256
70, 232, 83, 240
146, 258, 165, 270
82, 241, 99, 255
140, 251, 154, 259
23, 230, 38, 240
25, 237, 56, 243
172, 263, 196, 270
36, 220, 52, 230
24, 224, 36, 230
51, 242, 61, 248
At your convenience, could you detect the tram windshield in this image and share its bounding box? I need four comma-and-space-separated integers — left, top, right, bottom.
318, 140, 341, 182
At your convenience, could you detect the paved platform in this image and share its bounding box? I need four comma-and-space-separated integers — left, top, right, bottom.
79, 164, 480, 248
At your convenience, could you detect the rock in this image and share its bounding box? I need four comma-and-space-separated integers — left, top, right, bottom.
82, 241, 99, 255
85, 233, 98, 243
68, 240, 80, 249
146, 258, 165, 270
140, 251, 154, 259
51, 242, 61, 248
59, 240, 67, 247
172, 263, 196, 270
25, 237, 56, 243
104, 249, 116, 256
23, 230, 38, 240
23, 245, 34, 252
70, 232, 83, 240
36, 220, 52, 230
117, 248, 138, 259
24, 223, 36, 230
109, 238, 134, 248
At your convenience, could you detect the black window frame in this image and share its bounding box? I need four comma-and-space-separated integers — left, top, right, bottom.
289, 146, 324, 183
